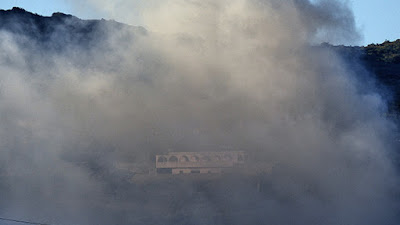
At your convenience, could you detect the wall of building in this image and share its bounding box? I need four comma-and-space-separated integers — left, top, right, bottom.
156, 151, 247, 174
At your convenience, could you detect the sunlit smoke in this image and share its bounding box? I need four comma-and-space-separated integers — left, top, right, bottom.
0, 0, 398, 224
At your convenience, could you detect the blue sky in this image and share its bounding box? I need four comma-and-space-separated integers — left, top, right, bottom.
0, 0, 399, 46
351, 0, 400, 45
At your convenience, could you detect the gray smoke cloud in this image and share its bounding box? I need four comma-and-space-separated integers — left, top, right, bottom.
0, 0, 398, 224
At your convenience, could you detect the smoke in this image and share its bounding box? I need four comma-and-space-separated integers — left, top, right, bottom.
0, 0, 398, 224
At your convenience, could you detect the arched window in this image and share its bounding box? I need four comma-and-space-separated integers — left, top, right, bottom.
169, 156, 178, 162
179, 155, 189, 162
157, 156, 167, 162
213, 155, 221, 161
223, 154, 232, 161
191, 155, 199, 162
201, 155, 211, 162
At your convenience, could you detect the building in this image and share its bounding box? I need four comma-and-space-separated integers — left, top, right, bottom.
155, 151, 247, 174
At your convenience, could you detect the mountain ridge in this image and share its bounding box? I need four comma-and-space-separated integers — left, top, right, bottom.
1, 7, 400, 111
0, 7, 146, 51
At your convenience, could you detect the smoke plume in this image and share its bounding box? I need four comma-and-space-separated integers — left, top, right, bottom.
0, 0, 398, 224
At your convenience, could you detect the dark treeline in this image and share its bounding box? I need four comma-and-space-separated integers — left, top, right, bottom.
328, 40, 400, 113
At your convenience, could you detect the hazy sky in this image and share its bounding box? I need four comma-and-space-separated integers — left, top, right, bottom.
0, 0, 399, 45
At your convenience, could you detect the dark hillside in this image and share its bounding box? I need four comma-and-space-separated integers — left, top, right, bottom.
363, 40, 400, 111
326, 40, 400, 113
0, 7, 146, 51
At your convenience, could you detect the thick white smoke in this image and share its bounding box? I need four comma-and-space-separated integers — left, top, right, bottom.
0, 0, 398, 224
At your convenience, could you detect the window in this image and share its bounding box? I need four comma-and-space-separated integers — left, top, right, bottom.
179, 155, 189, 162
191, 155, 199, 162
157, 156, 167, 162
201, 155, 211, 162
223, 154, 232, 161
169, 156, 178, 162
213, 155, 221, 161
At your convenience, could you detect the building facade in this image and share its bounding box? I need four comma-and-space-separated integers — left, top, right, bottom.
155, 151, 247, 174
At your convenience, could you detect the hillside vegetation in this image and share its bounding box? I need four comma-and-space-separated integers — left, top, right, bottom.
329, 39, 400, 113
365, 39, 400, 64
363, 40, 400, 112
